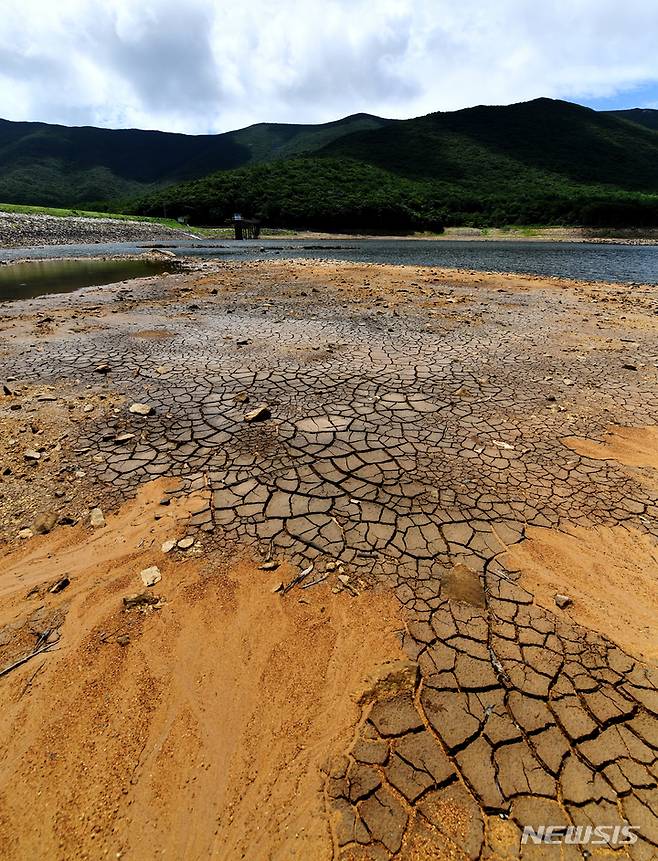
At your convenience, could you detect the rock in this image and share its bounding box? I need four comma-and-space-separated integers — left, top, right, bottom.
159, 498, 170, 506
49, 577, 70, 594
562, 378, 575, 386
83, 404, 94, 413
90, 508, 106, 529
177, 537, 195, 550
271, 581, 284, 593
140, 566, 162, 587
338, 574, 351, 585
114, 432, 136, 443
244, 404, 271, 422
18, 528, 33, 540
116, 634, 130, 646
161, 539, 176, 553
33, 511, 59, 535
259, 560, 280, 571
554, 593, 573, 609
58, 515, 76, 526
623, 363, 638, 371
23, 449, 41, 461
123, 592, 161, 610
95, 363, 111, 374
129, 403, 154, 416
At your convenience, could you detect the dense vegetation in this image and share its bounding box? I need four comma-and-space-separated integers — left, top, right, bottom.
3, 99, 658, 229
131, 100, 658, 230
0, 114, 388, 207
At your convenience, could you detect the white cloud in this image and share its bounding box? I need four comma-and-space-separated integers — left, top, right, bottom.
0, 0, 657, 133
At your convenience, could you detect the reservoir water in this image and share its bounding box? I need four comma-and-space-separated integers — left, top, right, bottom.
0, 257, 177, 302
0, 239, 657, 299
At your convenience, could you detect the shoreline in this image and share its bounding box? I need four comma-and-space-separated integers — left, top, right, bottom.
2, 209, 658, 249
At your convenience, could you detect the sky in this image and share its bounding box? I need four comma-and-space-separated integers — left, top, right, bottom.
1, 0, 658, 135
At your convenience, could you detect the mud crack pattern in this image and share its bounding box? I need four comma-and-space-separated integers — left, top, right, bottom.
3, 260, 658, 859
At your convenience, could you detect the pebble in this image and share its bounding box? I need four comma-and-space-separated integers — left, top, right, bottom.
129, 403, 154, 416
177, 537, 195, 550
18, 528, 33, 540
116, 635, 130, 646
161, 539, 177, 553
90, 508, 106, 528
554, 593, 573, 609
140, 566, 162, 587
259, 561, 280, 571
33, 511, 58, 535
23, 449, 41, 461
244, 404, 271, 422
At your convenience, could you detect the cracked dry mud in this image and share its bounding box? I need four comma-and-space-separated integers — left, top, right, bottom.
1, 258, 657, 860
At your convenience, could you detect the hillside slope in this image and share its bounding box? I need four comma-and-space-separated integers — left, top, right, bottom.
607, 108, 658, 131
132, 99, 658, 230
0, 114, 389, 207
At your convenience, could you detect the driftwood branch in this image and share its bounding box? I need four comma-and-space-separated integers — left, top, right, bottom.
0, 636, 57, 680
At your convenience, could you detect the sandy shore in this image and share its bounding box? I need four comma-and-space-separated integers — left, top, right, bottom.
0, 259, 657, 859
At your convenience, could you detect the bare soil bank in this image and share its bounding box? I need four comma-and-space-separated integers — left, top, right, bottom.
0, 259, 657, 859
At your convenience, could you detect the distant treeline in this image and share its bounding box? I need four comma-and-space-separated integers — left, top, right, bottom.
4, 98, 658, 230
127, 156, 658, 233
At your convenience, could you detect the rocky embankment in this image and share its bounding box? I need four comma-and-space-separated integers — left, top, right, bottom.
0, 210, 192, 248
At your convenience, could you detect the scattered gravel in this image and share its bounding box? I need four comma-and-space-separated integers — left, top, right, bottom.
0, 211, 193, 249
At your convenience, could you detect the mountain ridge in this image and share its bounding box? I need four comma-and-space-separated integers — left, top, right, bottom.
2, 98, 658, 228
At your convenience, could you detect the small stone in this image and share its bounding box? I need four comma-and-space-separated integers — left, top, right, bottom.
116, 634, 130, 646
123, 592, 161, 610
18, 528, 33, 540
326, 561, 337, 572
129, 403, 154, 416
159, 498, 170, 506
49, 577, 70, 594
23, 449, 41, 461
271, 581, 284, 593
562, 378, 575, 386
140, 566, 162, 587
90, 508, 106, 529
622, 363, 638, 371
33, 511, 58, 535
95, 363, 111, 374
554, 593, 573, 609
114, 433, 135, 443
337, 574, 351, 585
83, 404, 94, 413
177, 537, 195, 550
259, 560, 280, 571
161, 539, 176, 553
244, 404, 271, 423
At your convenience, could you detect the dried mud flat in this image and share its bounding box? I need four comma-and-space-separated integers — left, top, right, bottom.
0, 258, 657, 861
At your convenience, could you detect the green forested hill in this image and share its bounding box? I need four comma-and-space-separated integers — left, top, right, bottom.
607, 109, 658, 132
3, 99, 658, 229
0, 113, 389, 207
131, 99, 658, 230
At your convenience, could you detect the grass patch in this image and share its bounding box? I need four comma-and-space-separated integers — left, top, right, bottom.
0, 202, 188, 232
